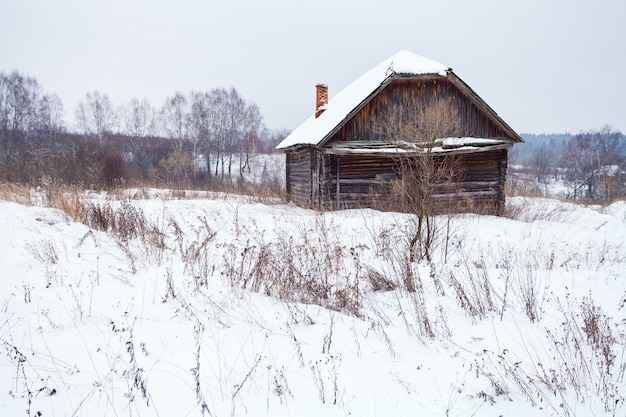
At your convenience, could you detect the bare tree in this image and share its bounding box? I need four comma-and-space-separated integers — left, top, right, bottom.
375, 97, 464, 262
120, 97, 156, 175
122, 97, 155, 139
206, 88, 261, 179
239, 101, 263, 176
529, 144, 556, 195
0, 70, 45, 180
217, 88, 245, 177
561, 126, 624, 202
0, 70, 42, 150
159, 92, 189, 153
36, 93, 64, 148
75, 91, 117, 149
27, 93, 65, 176
189, 91, 212, 175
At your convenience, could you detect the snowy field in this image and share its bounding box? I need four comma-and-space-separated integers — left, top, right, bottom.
1, 190, 625, 416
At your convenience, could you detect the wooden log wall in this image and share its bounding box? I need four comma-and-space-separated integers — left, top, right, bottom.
326, 154, 398, 209
318, 153, 333, 210
285, 148, 314, 207
320, 149, 508, 215
330, 77, 510, 143
428, 149, 508, 215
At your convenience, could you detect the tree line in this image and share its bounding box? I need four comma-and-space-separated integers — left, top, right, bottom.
512, 128, 626, 203
0, 69, 287, 189
3, 68, 624, 203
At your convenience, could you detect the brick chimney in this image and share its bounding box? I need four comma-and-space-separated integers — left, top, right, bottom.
315, 84, 328, 118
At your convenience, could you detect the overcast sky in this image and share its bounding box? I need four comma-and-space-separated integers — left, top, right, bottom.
2, 0, 624, 134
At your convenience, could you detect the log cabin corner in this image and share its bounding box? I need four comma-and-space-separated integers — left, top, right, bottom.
276, 50, 524, 215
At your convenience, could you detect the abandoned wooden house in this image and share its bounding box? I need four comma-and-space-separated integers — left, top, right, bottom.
276, 50, 524, 215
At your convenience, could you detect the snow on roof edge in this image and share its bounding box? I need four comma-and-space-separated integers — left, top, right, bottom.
276, 50, 449, 150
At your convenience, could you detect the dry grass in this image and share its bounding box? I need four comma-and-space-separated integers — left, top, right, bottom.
503, 197, 577, 223
5, 181, 625, 416
0, 183, 33, 205
476, 295, 625, 415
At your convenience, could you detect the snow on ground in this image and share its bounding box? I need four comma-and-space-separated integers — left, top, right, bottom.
1, 192, 625, 416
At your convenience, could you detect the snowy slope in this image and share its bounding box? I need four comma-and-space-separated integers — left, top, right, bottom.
1, 193, 625, 416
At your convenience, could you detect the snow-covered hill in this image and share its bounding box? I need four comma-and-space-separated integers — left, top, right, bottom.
1, 191, 625, 416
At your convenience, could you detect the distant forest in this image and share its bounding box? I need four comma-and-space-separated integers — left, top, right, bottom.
512, 132, 626, 165
510, 133, 572, 164
509, 130, 626, 202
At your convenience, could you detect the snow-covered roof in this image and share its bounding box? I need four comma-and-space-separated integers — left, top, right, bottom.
276, 50, 450, 150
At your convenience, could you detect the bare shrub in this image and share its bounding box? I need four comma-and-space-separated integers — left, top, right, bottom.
74, 201, 166, 255
444, 259, 497, 320
219, 217, 364, 315
579, 298, 617, 372
174, 217, 218, 289
372, 237, 435, 338
45, 191, 167, 266
101, 152, 127, 188
408, 279, 435, 338
496, 251, 514, 321
474, 349, 569, 415
545, 296, 624, 413
190, 321, 212, 416
113, 201, 147, 241
124, 324, 149, 406
163, 268, 176, 301
433, 305, 451, 341
365, 266, 397, 292
499, 295, 626, 414
84, 202, 114, 232
24, 239, 59, 265
444, 242, 553, 323
2, 342, 38, 416
513, 261, 548, 323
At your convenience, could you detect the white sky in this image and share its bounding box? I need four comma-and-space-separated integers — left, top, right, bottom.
1, 0, 624, 134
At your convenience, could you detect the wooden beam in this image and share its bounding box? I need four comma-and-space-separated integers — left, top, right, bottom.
336, 157, 340, 208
